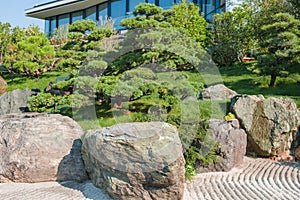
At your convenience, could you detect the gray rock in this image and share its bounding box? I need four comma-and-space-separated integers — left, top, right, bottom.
195, 119, 247, 173
231, 95, 299, 157
0, 89, 32, 115
82, 122, 185, 200
199, 84, 238, 100
0, 113, 88, 183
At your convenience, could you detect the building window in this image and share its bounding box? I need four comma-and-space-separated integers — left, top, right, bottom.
58, 14, 70, 28
159, 0, 174, 9
86, 6, 97, 21
72, 11, 83, 23
50, 16, 57, 33
110, 0, 127, 29
128, 0, 145, 12
146, 0, 156, 4
45, 18, 50, 34
98, 2, 108, 22
220, 0, 226, 12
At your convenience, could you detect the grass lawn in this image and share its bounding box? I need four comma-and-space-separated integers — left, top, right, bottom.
219, 64, 300, 107
2, 70, 71, 92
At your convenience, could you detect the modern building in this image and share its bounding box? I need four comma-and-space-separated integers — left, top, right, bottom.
26, 0, 226, 34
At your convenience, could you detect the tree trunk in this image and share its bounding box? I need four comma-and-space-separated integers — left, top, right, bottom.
269, 72, 277, 87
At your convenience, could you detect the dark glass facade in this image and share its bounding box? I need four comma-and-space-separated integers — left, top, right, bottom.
44, 0, 225, 34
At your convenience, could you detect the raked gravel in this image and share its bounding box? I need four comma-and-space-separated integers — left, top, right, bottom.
1, 157, 300, 200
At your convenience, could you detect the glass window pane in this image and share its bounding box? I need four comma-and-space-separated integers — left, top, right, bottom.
147, 0, 156, 5
110, 0, 127, 29
159, 0, 174, 9
98, 2, 108, 22
129, 0, 145, 12
58, 14, 69, 28
50, 17, 56, 33
220, 0, 226, 12
205, 0, 215, 22
86, 6, 96, 21
45, 18, 50, 34
72, 11, 83, 23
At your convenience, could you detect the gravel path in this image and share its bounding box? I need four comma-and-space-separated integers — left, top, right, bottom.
184, 157, 300, 200
1, 157, 300, 200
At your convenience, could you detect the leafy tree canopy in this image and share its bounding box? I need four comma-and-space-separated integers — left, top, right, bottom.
255, 13, 300, 86
210, 5, 256, 67
4, 25, 55, 77
121, 1, 208, 46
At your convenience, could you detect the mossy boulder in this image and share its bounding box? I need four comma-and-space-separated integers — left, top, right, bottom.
231, 95, 299, 157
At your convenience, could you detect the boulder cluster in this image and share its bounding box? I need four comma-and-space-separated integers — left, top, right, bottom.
0, 85, 299, 199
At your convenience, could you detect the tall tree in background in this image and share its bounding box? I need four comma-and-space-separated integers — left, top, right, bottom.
255, 13, 300, 87
210, 5, 256, 67
168, 0, 208, 46
0, 22, 11, 65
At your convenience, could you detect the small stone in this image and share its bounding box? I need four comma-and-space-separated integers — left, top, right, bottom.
199, 84, 238, 100
0, 89, 32, 115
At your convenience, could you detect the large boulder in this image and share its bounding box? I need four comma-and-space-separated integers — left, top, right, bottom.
199, 84, 238, 100
0, 88, 32, 115
82, 122, 185, 200
231, 95, 299, 157
0, 76, 7, 95
195, 119, 247, 173
0, 113, 88, 183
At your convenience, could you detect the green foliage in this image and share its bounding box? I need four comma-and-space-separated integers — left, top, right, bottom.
210, 5, 256, 66
50, 25, 69, 47
28, 91, 92, 115
4, 27, 55, 77
168, 0, 208, 46
28, 93, 70, 113
74, 76, 98, 97
225, 112, 236, 121
56, 20, 113, 70
134, 3, 164, 16
87, 27, 113, 41
68, 20, 96, 33
0, 22, 11, 65
288, 0, 300, 19
255, 13, 300, 86
122, 2, 208, 47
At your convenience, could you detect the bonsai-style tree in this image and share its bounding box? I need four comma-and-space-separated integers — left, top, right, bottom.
255, 13, 300, 87
4, 26, 55, 77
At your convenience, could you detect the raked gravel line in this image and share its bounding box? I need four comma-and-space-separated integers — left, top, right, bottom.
1, 157, 300, 200
184, 157, 300, 200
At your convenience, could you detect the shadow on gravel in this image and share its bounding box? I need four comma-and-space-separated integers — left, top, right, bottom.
59, 180, 112, 200
275, 160, 300, 170
56, 140, 112, 199
56, 139, 89, 182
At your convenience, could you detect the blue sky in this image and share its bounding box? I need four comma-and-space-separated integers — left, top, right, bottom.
0, 0, 46, 29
